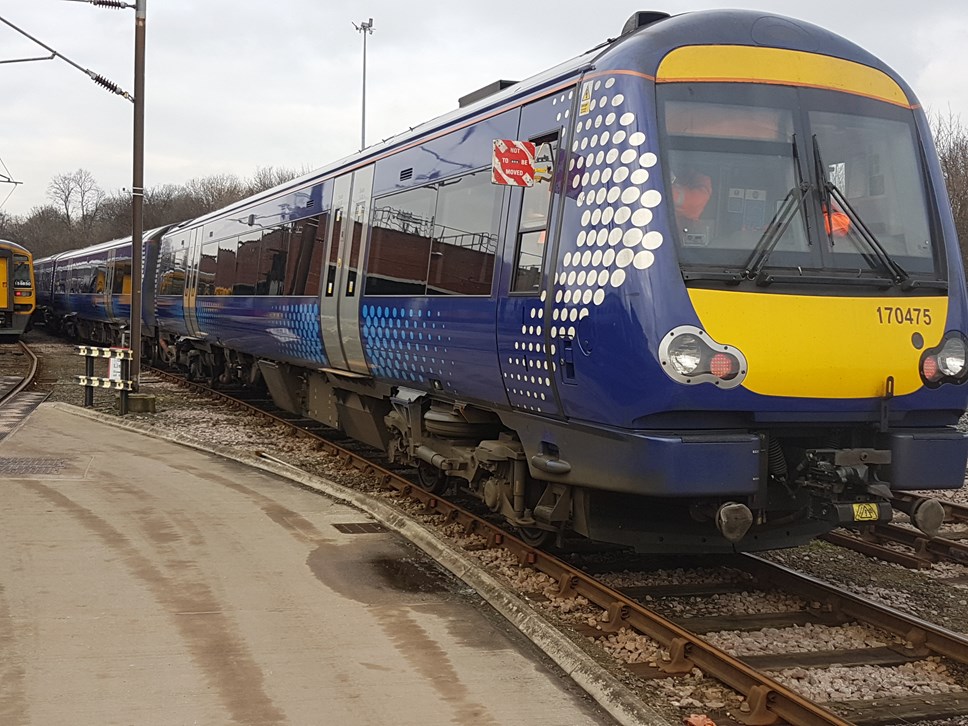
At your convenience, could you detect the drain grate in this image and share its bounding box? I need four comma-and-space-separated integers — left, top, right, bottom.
332, 522, 387, 534
0, 457, 71, 475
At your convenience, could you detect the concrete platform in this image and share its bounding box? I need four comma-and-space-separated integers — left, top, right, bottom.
0, 404, 620, 726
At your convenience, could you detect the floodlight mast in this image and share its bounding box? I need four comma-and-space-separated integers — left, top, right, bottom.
353, 18, 374, 150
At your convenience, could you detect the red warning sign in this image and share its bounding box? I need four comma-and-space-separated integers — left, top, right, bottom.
492, 139, 536, 186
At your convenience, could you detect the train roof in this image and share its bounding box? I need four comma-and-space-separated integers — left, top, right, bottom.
0, 239, 33, 256
34, 225, 174, 265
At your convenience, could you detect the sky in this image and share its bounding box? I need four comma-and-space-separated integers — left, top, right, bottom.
1, 0, 967, 217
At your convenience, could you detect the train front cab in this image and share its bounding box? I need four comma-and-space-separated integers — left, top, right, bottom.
0, 242, 35, 340
573, 29, 968, 551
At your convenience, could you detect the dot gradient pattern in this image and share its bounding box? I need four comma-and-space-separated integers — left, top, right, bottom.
362, 304, 454, 387
553, 76, 664, 342
503, 291, 556, 413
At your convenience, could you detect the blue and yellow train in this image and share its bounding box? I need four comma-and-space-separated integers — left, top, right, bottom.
36, 10, 968, 552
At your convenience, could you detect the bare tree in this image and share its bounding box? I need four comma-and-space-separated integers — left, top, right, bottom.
930, 110, 968, 266
184, 173, 246, 211
244, 165, 302, 195
46, 168, 106, 242
5, 164, 318, 255
0, 210, 12, 240
9, 204, 73, 257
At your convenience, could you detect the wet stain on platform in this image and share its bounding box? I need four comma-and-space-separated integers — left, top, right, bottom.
22, 481, 288, 725
369, 556, 451, 595
200, 472, 331, 545
306, 541, 454, 605
372, 607, 501, 726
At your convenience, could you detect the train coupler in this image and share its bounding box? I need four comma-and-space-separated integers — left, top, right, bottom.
827, 500, 893, 528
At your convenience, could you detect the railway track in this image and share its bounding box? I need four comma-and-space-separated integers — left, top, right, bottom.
0, 340, 49, 437
0, 339, 38, 403
823, 493, 968, 569
145, 364, 968, 726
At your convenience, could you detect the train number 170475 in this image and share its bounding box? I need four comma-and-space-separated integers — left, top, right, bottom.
876, 306, 932, 325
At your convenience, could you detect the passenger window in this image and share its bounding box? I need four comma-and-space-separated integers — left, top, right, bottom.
197, 249, 217, 295
365, 170, 503, 297
159, 240, 187, 296
325, 209, 343, 297
87, 259, 107, 293
256, 226, 290, 295
285, 215, 326, 296
511, 134, 558, 293
201, 238, 235, 295
234, 231, 262, 295
365, 185, 437, 295
112, 258, 132, 294
429, 170, 501, 295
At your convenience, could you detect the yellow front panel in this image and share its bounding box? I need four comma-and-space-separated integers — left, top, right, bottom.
688, 289, 947, 398
0, 258, 8, 309
656, 46, 912, 108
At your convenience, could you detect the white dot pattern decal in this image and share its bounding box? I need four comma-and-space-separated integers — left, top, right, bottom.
551, 75, 665, 343
505, 295, 554, 412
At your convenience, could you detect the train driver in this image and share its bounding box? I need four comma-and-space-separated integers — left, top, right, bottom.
671, 168, 713, 228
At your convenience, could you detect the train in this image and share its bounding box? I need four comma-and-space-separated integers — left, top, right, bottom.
35, 9, 968, 553
0, 239, 35, 340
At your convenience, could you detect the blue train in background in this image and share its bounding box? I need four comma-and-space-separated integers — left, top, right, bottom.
36, 10, 968, 552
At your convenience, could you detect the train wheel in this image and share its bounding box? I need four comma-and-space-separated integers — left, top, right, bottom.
516, 526, 552, 548
416, 461, 449, 494
187, 357, 204, 382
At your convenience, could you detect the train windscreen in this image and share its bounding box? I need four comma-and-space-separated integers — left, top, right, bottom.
657, 83, 942, 283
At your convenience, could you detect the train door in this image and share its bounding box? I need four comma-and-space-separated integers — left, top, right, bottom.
182, 227, 204, 337
319, 166, 374, 374
105, 249, 118, 322
496, 94, 570, 417
53, 259, 70, 317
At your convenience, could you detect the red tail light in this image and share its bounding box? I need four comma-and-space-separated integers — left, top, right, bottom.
922, 355, 940, 382
709, 352, 738, 380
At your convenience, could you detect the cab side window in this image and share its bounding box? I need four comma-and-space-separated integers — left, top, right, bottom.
510, 134, 558, 293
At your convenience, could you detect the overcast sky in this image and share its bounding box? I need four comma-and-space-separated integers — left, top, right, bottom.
1, 0, 966, 217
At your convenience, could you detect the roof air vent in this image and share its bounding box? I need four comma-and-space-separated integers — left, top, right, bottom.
621, 11, 670, 35
458, 80, 518, 108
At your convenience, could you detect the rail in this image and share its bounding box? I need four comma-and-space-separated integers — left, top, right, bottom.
0, 339, 39, 407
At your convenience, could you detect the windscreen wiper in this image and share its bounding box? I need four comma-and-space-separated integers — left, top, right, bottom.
812, 135, 910, 287
827, 184, 911, 286
742, 183, 810, 283
743, 136, 810, 283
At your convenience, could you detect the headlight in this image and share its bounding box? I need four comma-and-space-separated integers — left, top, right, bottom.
920, 333, 968, 387
938, 338, 967, 377
659, 326, 748, 389
669, 334, 703, 375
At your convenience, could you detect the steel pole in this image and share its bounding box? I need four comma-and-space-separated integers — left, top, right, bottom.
361, 29, 366, 150
129, 0, 146, 396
